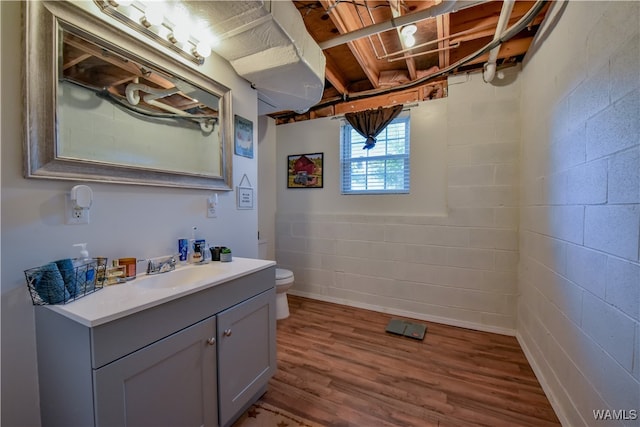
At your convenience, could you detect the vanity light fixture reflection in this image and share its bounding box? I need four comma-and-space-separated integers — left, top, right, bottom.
94, 0, 218, 65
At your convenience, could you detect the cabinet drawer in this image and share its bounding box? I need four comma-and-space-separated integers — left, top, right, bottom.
91, 266, 274, 368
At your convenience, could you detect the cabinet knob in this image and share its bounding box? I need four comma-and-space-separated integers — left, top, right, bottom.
223, 329, 232, 337
206, 337, 216, 346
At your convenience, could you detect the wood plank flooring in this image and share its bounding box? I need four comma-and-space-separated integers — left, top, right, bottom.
262, 295, 560, 427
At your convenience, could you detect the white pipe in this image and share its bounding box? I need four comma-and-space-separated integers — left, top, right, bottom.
483, 0, 515, 82
144, 97, 188, 115
144, 97, 214, 133
125, 83, 179, 106
124, 83, 214, 133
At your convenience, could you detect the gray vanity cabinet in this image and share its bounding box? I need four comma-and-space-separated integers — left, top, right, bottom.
217, 289, 277, 427
34, 265, 276, 427
93, 316, 218, 427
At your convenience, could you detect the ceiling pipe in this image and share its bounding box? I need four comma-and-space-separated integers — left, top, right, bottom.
290, 0, 546, 112
318, 0, 490, 50
125, 83, 179, 106
144, 98, 215, 133
483, 0, 515, 82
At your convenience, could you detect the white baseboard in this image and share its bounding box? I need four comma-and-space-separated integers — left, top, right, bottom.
516, 331, 572, 427
288, 290, 516, 336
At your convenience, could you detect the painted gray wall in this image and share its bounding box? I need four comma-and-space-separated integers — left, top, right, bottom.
518, 1, 639, 425
1, 2, 258, 425
257, 116, 277, 261
273, 73, 521, 335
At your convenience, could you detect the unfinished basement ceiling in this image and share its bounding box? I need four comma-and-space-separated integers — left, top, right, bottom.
271, 0, 550, 123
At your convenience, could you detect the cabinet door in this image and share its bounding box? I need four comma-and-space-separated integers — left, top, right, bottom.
217, 288, 276, 427
94, 316, 218, 427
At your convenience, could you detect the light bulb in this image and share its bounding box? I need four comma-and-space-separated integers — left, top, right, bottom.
172, 25, 190, 44
401, 24, 417, 37
404, 34, 416, 48
195, 41, 211, 58
144, 5, 164, 26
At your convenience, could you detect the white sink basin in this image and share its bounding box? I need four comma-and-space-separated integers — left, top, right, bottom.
134, 264, 222, 290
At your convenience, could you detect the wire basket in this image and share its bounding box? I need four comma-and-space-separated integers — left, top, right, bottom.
25, 257, 108, 305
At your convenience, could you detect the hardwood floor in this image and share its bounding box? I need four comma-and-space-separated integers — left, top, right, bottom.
262, 295, 560, 427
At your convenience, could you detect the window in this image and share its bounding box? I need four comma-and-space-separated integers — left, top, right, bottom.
340, 115, 410, 194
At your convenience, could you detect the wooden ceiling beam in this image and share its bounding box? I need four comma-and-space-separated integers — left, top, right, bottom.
272, 79, 447, 124
452, 37, 535, 66
324, 54, 349, 95
436, 11, 450, 70
450, 2, 543, 36
320, 0, 380, 88
62, 53, 91, 70
64, 34, 173, 89
449, 13, 546, 45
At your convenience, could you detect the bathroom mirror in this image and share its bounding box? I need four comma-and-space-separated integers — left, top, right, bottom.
24, 1, 233, 190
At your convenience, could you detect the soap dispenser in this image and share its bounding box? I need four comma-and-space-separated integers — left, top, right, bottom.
73, 243, 95, 292
73, 243, 90, 261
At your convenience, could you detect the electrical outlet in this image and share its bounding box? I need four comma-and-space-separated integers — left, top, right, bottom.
206, 196, 217, 218
66, 196, 90, 225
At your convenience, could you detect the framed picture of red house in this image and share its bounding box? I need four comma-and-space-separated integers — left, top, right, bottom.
287, 153, 323, 188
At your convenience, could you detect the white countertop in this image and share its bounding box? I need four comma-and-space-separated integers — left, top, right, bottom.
47, 257, 276, 327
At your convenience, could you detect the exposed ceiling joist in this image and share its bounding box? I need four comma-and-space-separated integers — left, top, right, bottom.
274, 1, 550, 123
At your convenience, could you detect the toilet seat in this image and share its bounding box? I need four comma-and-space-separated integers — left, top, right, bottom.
274, 268, 294, 320
275, 268, 294, 286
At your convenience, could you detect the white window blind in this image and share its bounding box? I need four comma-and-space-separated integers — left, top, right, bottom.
340, 115, 410, 194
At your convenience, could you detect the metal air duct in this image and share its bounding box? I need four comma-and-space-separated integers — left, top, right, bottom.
184, 1, 326, 115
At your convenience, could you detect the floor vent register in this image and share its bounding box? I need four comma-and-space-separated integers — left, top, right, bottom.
385, 319, 427, 340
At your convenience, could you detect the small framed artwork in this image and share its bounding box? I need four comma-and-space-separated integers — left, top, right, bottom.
287, 152, 323, 188
234, 115, 253, 158
237, 186, 254, 209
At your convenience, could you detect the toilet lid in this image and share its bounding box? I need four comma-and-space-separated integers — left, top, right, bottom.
275, 268, 293, 280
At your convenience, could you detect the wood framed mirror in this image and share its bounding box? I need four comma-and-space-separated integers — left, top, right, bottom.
23, 1, 233, 190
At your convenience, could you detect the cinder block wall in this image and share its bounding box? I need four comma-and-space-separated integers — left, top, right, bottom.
518, 1, 639, 425
276, 69, 521, 334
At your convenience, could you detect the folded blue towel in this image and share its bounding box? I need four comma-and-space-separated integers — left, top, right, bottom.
33, 263, 70, 304
55, 258, 80, 298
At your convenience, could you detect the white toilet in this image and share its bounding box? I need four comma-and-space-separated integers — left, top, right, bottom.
275, 268, 294, 320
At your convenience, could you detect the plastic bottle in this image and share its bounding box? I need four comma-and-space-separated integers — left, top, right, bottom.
73, 243, 95, 291
189, 227, 201, 263
73, 243, 90, 261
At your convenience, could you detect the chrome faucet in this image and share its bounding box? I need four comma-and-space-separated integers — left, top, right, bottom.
146, 255, 177, 275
